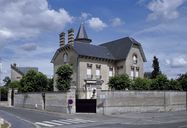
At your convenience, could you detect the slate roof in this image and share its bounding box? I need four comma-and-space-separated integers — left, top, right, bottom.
100, 37, 146, 61
51, 37, 146, 62
74, 23, 92, 43
73, 42, 115, 59
11, 64, 38, 76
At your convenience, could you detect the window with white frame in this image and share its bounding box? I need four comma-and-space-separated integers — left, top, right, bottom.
135, 68, 139, 78
63, 53, 68, 63
87, 64, 92, 79
109, 67, 113, 77
96, 65, 101, 79
130, 69, 134, 78
133, 54, 138, 64
135, 70, 139, 77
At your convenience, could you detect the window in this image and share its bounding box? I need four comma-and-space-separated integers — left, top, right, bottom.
131, 69, 134, 78
109, 67, 113, 77
135, 67, 139, 78
135, 70, 139, 77
133, 54, 138, 64
87, 64, 92, 79
63, 53, 68, 63
96, 67, 101, 79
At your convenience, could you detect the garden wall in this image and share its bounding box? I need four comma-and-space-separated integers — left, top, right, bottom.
97, 91, 187, 115
14, 89, 76, 113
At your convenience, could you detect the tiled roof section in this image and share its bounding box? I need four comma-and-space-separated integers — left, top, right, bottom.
11, 64, 38, 76
73, 42, 115, 59
100, 37, 146, 61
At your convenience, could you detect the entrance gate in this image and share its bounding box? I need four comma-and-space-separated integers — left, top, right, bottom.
76, 99, 96, 113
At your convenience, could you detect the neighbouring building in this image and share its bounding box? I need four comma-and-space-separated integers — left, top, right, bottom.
11, 63, 38, 81
51, 24, 146, 99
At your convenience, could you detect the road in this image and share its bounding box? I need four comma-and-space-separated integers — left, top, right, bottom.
1, 107, 187, 128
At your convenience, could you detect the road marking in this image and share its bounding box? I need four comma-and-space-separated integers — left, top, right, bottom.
35, 118, 96, 127
35, 122, 54, 127
52, 120, 72, 124
64, 119, 83, 123
43, 121, 63, 126
74, 118, 96, 123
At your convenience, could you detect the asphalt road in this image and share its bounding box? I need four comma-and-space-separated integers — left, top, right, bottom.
1, 107, 187, 128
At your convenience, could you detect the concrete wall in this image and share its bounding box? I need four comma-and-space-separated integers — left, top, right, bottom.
0, 101, 8, 107
14, 89, 76, 113
97, 91, 186, 115
14, 93, 44, 110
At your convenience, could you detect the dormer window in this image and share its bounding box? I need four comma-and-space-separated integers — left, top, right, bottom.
133, 54, 138, 64
63, 53, 68, 63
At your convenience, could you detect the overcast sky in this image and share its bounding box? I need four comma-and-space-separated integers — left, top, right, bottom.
0, 0, 187, 85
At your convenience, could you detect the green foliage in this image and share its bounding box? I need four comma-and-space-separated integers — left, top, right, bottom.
177, 73, 187, 91
9, 81, 21, 90
56, 65, 73, 91
132, 78, 151, 90
47, 78, 54, 91
151, 56, 161, 79
150, 74, 169, 90
20, 70, 48, 92
108, 74, 132, 90
169, 79, 182, 91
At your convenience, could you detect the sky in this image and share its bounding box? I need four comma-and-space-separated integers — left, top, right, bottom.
0, 0, 187, 85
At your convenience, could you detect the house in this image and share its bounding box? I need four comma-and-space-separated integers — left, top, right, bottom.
51, 24, 146, 99
11, 63, 38, 81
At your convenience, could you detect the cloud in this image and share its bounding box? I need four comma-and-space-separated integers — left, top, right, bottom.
88, 17, 107, 31
166, 57, 187, 68
20, 43, 37, 51
80, 12, 91, 20
111, 17, 124, 27
147, 0, 185, 20
0, 0, 73, 43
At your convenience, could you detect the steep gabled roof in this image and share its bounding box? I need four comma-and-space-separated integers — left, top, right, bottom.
51, 37, 146, 63
73, 42, 114, 59
11, 64, 38, 76
100, 37, 146, 62
74, 23, 92, 43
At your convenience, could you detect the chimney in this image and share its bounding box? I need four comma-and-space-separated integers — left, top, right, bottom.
68, 28, 74, 45
59, 32, 65, 47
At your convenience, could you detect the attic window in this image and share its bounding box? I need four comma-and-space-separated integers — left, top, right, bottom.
133, 54, 138, 64
63, 53, 68, 63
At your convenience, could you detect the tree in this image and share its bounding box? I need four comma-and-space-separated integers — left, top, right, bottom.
169, 79, 182, 91
132, 78, 151, 90
150, 74, 169, 90
47, 78, 54, 92
56, 65, 73, 91
3, 76, 11, 87
151, 56, 161, 79
108, 74, 132, 90
20, 70, 48, 92
177, 73, 187, 91
9, 81, 21, 90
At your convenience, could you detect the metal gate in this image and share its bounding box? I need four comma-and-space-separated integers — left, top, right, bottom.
76, 99, 96, 113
